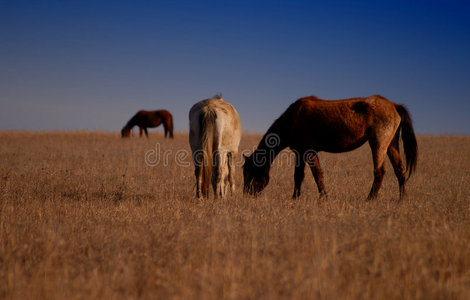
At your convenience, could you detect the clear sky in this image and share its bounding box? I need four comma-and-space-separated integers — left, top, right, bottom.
1, 0, 469, 134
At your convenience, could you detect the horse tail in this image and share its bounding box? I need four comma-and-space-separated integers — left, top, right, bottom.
395, 104, 418, 179
200, 107, 216, 197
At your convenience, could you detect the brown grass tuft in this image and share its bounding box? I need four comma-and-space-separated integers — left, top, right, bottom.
0, 131, 469, 299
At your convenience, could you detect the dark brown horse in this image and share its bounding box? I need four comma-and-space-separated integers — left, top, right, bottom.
121, 110, 174, 138
243, 95, 418, 201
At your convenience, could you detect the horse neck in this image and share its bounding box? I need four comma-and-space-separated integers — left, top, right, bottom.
124, 122, 134, 131
253, 121, 288, 169
126, 115, 139, 129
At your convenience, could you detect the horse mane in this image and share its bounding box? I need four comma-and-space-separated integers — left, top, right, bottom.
125, 110, 143, 128
254, 102, 295, 157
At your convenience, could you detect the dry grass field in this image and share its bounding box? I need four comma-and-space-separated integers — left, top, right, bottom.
0, 131, 469, 299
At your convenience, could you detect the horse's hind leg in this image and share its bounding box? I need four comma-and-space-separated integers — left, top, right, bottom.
194, 165, 202, 198
306, 152, 327, 197
387, 134, 406, 200
367, 139, 388, 200
139, 127, 143, 137
165, 120, 174, 138
144, 128, 149, 138
292, 151, 305, 198
213, 150, 229, 198
227, 152, 235, 196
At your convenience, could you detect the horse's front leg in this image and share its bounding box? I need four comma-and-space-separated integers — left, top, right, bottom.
306, 151, 327, 197
293, 151, 305, 198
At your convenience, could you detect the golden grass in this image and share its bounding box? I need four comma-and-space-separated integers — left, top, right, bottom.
0, 131, 469, 299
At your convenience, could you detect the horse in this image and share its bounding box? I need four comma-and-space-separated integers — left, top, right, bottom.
189, 96, 242, 198
121, 110, 174, 138
243, 95, 418, 201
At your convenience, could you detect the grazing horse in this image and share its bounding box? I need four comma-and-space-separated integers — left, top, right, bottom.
243, 95, 418, 201
121, 110, 174, 138
189, 96, 242, 198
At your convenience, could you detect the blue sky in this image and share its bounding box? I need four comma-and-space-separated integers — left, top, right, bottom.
1, 0, 469, 134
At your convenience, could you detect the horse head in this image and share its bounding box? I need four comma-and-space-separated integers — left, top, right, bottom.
121, 126, 131, 138
242, 153, 270, 196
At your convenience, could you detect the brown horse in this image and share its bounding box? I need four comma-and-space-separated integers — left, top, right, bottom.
121, 110, 174, 138
243, 95, 418, 201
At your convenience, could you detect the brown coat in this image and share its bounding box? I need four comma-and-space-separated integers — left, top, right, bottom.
121, 110, 174, 138
243, 95, 417, 201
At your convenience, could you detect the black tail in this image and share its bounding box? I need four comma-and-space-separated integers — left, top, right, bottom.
395, 104, 418, 179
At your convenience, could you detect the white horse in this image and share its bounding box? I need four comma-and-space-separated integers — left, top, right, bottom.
189, 96, 242, 198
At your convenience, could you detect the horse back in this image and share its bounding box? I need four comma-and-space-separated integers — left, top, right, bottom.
207, 99, 241, 151
218, 107, 242, 151
189, 98, 241, 152
288, 95, 399, 152
134, 110, 170, 128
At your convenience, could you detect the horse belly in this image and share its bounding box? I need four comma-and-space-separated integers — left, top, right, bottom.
320, 136, 369, 153
147, 119, 161, 128
310, 125, 369, 153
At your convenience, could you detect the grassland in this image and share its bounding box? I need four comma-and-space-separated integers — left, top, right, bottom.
0, 131, 469, 299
